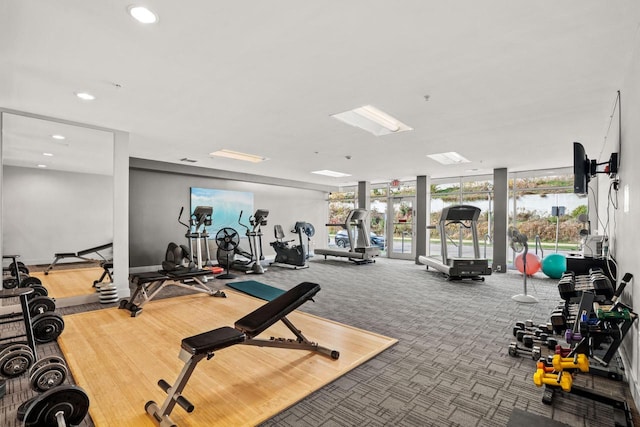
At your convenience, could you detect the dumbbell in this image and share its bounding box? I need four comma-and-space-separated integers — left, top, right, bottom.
513, 320, 552, 337
17, 385, 89, 426
28, 355, 68, 392
522, 333, 558, 350
28, 296, 57, 317
551, 353, 589, 372
554, 345, 571, 357
0, 342, 35, 378
550, 311, 567, 335
533, 365, 573, 392
565, 329, 583, 344
508, 342, 541, 360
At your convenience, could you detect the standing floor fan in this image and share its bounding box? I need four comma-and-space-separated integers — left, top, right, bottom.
509, 227, 538, 304
215, 227, 240, 280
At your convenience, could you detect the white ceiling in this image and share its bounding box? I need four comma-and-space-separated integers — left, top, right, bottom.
2, 113, 114, 175
2, 1, 639, 187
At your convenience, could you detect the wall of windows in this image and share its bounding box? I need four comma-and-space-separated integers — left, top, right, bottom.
326, 190, 356, 248
509, 169, 586, 262
325, 167, 585, 267
430, 175, 494, 260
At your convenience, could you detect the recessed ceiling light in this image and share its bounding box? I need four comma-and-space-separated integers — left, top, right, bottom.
43, 152, 54, 157
331, 105, 412, 136
37, 164, 47, 168
75, 92, 95, 101
311, 170, 352, 178
51, 134, 65, 140
128, 6, 158, 24
427, 152, 471, 165
209, 149, 267, 163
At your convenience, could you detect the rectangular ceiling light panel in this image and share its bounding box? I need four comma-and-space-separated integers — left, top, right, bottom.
311, 170, 352, 178
209, 149, 267, 163
427, 151, 470, 165
331, 105, 412, 136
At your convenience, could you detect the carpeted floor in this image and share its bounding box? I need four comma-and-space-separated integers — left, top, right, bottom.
1, 257, 638, 426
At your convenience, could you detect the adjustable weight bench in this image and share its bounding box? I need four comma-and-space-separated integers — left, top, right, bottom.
93, 260, 113, 287
119, 268, 226, 317
145, 281, 339, 427
44, 242, 113, 275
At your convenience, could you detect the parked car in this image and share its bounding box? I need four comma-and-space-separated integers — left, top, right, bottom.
335, 230, 385, 249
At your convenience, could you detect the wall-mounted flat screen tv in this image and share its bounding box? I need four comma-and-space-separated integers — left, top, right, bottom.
573, 142, 591, 195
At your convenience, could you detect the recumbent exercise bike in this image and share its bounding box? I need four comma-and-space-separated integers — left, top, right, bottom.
270, 222, 315, 269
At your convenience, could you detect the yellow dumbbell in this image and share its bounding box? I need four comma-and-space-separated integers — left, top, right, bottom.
551, 353, 589, 372
533, 369, 573, 392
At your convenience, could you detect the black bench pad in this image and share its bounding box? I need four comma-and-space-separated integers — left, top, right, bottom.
77, 242, 113, 256
182, 327, 246, 355
130, 272, 169, 285
234, 282, 320, 339
165, 268, 211, 280
54, 252, 77, 257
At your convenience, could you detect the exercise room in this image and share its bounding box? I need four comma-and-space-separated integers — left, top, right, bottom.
2, 2, 640, 426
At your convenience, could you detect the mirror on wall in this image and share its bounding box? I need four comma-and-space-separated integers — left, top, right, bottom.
2, 112, 114, 305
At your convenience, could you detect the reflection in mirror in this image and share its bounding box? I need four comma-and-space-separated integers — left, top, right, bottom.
2, 113, 114, 305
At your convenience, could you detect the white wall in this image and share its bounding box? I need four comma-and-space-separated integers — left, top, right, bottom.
598, 35, 640, 411
2, 165, 113, 265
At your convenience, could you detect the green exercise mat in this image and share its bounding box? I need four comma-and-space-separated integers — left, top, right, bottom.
226, 280, 286, 301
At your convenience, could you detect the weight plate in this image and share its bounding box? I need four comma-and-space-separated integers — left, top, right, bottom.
17, 395, 37, 421
3, 277, 18, 289
27, 284, 48, 298
0, 342, 30, 357
20, 276, 42, 288
32, 312, 65, 343
28, 355, 66, 378
0, 344, 34, 377
28, 296, 57, 316
23, 384, 90, 427
30, 362, 68, 392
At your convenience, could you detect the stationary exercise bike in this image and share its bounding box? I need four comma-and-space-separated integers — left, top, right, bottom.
270, 222, 315, 269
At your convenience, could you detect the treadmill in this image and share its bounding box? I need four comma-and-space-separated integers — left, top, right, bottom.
418, 205, 491, 280
316, 209, 380, 264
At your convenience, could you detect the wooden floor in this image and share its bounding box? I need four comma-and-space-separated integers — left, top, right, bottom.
58, 290, 397, 427
31, 267, 103, 299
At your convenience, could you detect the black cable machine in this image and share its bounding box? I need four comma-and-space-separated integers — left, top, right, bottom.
418, 205, 491, 280
315, 209, 379, 264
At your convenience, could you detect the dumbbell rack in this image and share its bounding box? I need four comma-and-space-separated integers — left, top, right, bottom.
0, 287, 38, 360
0, 287, 69, 392
555, 271, 636, 381
533, 354, 634, 427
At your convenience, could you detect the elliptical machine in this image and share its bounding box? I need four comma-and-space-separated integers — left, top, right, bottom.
177, 206, 213, 269
215, 209, 269, 274
270, 222, 315, 269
